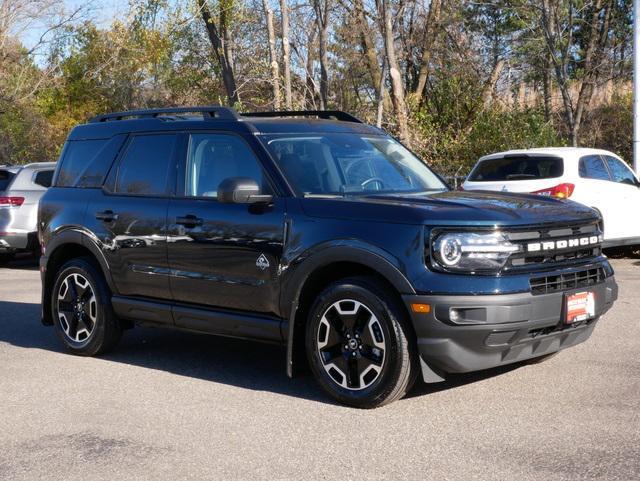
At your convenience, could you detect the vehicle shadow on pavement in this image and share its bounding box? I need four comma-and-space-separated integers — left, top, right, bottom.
0, 299, 526, 405
406, 363, 524, 399
0, 256, 39, 271
0, 299, 331, 404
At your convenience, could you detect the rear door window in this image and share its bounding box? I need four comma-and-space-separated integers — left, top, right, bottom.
468, 156, 563, 181
33, 170, 54, 188
603, 156, 637, 186
579, 155, 611, 181
115, 134, 177, 196
0, 170, 15, 191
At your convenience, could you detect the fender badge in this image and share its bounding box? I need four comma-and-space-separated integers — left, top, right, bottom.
256, 254, 270, 270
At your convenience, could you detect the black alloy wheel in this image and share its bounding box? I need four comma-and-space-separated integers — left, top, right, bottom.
51, 257, 122, 356
57, 272, 98, 343
316, 299, 386, 390
306, 277, 418, 408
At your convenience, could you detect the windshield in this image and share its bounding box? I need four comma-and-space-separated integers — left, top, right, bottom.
468, 155, 564, 182
261, 134, 447, 195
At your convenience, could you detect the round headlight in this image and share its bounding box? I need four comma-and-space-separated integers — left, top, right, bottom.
437, 235, 462, 266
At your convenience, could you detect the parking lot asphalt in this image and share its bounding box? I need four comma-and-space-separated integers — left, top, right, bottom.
0, 257, 639, 481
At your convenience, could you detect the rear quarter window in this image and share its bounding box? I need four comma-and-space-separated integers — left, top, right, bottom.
469, 156, 564, 181
56, 136, 125, 188
0, 170, 15, 191
33, 170, 54, 188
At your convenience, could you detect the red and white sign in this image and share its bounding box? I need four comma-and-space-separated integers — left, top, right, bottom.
566, 291, 595, 324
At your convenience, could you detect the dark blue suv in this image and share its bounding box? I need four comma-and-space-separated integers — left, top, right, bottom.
38, 107, 618, 407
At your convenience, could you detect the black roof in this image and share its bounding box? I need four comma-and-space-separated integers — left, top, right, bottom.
69, 107, 383, 141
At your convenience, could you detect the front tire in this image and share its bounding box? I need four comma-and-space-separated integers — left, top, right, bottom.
51, 257, 122, 356
305, 277, 418, 408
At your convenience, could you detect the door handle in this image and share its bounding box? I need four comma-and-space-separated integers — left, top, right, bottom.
95, 210, 118, 222
176, 215, 203, 227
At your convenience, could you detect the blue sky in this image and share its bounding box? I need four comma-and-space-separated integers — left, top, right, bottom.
20, 0, 130, 51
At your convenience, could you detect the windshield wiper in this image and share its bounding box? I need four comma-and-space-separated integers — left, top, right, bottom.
359, 189, 446, 197
303, 193, 345, 199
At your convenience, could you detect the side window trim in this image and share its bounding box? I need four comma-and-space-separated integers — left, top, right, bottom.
104, 132, 180, 198
175, 131, 277, 200
599, 154, 614, 182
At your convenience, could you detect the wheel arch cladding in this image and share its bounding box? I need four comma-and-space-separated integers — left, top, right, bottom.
42, 235, 114, 326
284, 247, 416, 377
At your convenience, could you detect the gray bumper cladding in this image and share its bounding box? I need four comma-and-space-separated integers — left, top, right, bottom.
403, 276, 618, 382
0, 232, 34, 251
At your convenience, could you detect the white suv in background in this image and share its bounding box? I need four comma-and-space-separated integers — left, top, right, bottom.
462, 148, 640, 247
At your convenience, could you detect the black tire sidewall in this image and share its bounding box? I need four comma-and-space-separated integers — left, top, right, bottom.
51, 258, 115, 355
305, 279, 410, 407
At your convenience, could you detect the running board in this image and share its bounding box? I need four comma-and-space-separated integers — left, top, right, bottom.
111, 296, 284, 343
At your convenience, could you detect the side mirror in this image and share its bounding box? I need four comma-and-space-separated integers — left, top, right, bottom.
217, 177, 273, 204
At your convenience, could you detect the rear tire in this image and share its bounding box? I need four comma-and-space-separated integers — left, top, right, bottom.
0, 253, 13, 265
51, 257, 122, 356
305, 276, 418, 408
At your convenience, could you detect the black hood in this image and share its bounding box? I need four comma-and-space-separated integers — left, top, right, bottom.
301, 190, 599, 227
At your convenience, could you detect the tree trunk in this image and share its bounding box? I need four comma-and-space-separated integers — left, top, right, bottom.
540, 0, 575, 144
220, 0, 235, 72
280, 0, 293, 109
198, 0, 238, 105
378, 0, 410, 145
292, 25, 319, 108
542, 55, 551, 121
262, 0, 281, 109
481, 59, 505, 109
312, 0, 330, 109
376, 59, 387, 128
352, 0, 381, 91
412, 0, 441, 104
572, 0, 611, 146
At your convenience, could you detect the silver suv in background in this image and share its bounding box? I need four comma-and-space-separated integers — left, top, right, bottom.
0, 162, 55, 263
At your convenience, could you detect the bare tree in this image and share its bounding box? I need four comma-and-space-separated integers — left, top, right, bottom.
352, 0, 382, 93
262, 0, 281, 108
280, 0, 292, 109
534, 0, 613, 145
311, 0, 331, 108
197, 0, 239, 104
377, 0, 410, 144
412, 0, 442, 104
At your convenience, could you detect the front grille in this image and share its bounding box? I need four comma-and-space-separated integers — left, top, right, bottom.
505, 222, 602, 272
529, 267, 606, 295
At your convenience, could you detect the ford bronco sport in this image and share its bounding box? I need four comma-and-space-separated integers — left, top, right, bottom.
39, 107, 618, 408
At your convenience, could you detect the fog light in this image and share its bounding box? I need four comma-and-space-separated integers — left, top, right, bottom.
450, 308, 460, 322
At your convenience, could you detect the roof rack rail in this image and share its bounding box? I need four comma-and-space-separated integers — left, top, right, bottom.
89, 106, 240, 123
241, 110, 363, 123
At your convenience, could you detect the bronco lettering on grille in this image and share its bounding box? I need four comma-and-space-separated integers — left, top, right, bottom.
527, 235, 601, 253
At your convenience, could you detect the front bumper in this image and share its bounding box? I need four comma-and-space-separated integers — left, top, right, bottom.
403, 275, 618, 381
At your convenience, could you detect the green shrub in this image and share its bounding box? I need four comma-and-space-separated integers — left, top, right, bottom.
411, 108, 564, 177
